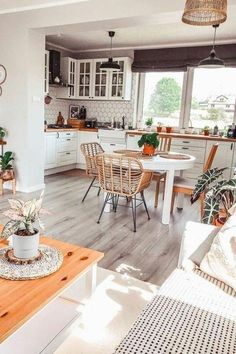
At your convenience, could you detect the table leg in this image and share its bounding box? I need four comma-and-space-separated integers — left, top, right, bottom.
176, 170, 184, 209
162, 169, 175, 225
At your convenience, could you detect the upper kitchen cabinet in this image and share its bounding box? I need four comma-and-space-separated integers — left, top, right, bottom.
77, 57, 132, 101
93, 59, 109, 100
44, 50, 49, 95
77, 60, 93, 99
109, 57, 132, 100
57, 57, 77, 99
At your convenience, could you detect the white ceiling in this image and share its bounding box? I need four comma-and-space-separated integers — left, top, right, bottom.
0, 0, 86, 14
0, 0, 236, 52
45, 0, 236, 52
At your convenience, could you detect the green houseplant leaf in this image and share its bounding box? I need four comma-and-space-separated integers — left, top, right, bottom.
0, 151, 14, 171
138, 133, 159, 148
191, 167, 226, 204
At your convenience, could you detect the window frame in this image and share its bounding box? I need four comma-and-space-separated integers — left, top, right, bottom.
137, 67, 236, 130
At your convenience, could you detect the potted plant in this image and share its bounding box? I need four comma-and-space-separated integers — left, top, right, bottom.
138, 133, 159, 155
0, 127, 6, 141
166, 126, 172, 134
156, 122, 162, 133
145, 118, 153, 132
191, 167, 236, 225
1, 192, 47, 259
0, 151, 14, 180
203, 126, 210, 136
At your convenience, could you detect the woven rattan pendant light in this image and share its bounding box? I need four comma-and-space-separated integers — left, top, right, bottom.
182, 0, 227, 26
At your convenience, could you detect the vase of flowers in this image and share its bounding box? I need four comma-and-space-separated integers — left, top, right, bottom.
1, 192, 47, 259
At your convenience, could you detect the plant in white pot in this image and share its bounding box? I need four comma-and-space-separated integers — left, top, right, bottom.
1, 193, 46, 259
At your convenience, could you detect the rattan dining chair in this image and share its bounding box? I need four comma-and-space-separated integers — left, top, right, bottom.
153, 136, 172, 208
80, 142, 104, 202
171, 143, 218, 216
96, 153, 153, 232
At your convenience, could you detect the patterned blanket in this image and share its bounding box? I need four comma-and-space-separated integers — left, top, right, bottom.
114, 269, 236, 354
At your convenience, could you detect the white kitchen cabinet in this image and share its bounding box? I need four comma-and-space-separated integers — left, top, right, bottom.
77, 60, 93, 99
45, 133, 57, 169
44, 50, 49, 95
126, 133, 142, 150
205, 140, 234, 180
77, 57, 132, 101
108, 57, 132, 100
57, 57, 77, 99
77, 131, 99, 165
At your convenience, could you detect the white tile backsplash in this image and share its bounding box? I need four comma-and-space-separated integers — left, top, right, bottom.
45, 74, 137, 125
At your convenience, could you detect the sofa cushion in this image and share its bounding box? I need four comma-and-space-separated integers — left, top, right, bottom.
200, 213, 236, 291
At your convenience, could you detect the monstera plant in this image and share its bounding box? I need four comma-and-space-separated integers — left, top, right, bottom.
191, 167, 236, 225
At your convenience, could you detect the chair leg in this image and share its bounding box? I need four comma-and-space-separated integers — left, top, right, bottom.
141, 190, 150, 220
97, 187, 101, 196
154, 179, 160, 208
97, 193, 110, 224
131, 194, 137, 232
114, 195, 119, 212
0, 179, 3, 196
82, 177, 96, 202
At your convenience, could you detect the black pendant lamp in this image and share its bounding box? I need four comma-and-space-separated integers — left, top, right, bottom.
198, 24, 225, 68
100, 31, 120, 71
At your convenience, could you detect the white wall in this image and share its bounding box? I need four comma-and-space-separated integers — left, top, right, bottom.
0, 17, 45, 192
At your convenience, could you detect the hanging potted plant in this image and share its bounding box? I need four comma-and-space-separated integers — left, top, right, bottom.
191, 167, 236, 225
145, 117, 153, 132
138, 133, 159, 156
0, 151, 14, 181
0, 127, 6, 141
1, 192, 47, 259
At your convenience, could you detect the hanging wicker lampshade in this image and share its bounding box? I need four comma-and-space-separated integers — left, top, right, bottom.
182, 0, 227, 26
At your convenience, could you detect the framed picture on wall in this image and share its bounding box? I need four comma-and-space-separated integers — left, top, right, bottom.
69, 105, 80, 119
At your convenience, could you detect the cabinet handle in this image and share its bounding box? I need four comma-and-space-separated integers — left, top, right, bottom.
182, 147, 189, 150
182, 141, 190, 144
231, 143, 233, 150
57, 132, 59, 139
110, 143, 116, 146
67, 139, 71, 141
66, 133, 71, 136
66, 152, 71, 155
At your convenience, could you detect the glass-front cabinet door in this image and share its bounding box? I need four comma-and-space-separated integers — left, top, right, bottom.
68, 59, 76, 98
92, 59, 109, 100
78, 60, 93, 99
109, 58, 132, 100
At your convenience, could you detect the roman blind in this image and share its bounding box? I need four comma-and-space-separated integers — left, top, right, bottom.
132, 44, 236, 72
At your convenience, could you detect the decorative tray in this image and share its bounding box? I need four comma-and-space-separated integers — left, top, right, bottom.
0, 245, 63, 280
159, 153, 191, 160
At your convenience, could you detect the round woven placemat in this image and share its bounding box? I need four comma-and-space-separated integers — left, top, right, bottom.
0, 245, 63, 280
113, 149, 159, 159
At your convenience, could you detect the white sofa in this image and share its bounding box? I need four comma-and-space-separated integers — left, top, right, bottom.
114, 221, 236, 354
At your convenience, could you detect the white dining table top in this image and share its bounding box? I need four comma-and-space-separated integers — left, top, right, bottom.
140, 152, 196, 171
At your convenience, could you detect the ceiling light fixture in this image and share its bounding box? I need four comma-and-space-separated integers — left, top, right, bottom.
100, 31, 120, 72
198, 24, 225, 68
182, 0, 227, 26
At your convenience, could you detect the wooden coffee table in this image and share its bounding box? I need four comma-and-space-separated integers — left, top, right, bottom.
0, 234, 103, 351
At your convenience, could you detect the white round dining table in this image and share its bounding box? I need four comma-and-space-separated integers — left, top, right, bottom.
140, 153, 196, 225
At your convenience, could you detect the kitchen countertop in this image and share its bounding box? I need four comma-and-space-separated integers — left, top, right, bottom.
44, 128, 236, 142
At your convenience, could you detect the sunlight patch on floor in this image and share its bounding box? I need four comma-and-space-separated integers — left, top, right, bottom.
55, 268, 158, 354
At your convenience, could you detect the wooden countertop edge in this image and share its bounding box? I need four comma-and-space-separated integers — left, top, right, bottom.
44, 129, 236, 142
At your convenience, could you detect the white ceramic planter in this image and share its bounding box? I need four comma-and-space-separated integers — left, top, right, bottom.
12, 230, 39, 259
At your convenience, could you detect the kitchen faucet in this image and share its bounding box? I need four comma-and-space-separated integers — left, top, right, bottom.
122, 115, 126, 130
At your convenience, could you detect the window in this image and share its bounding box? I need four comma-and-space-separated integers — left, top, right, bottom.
190, 68, 236, 129
142, 72, 184, 127
140, 68, 236, 130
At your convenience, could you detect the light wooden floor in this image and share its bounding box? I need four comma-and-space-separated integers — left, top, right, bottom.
0, 170, 199, 286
